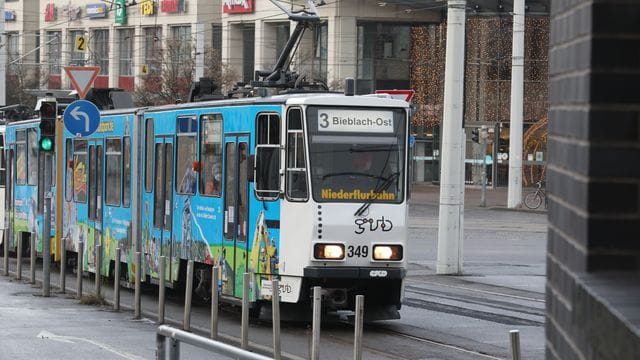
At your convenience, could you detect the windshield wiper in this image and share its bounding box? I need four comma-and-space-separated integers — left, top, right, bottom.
353, 172, 399, 217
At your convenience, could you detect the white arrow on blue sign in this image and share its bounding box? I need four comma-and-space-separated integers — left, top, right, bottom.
63, 100, 100, 137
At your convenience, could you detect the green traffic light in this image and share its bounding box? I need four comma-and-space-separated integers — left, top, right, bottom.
40, 137, 54, 151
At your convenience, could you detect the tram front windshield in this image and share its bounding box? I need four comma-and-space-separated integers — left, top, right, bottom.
306, 106, 406, 204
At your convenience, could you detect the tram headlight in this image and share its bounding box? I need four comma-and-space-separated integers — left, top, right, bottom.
314, 243, 345, 260
372, 245, 403, 261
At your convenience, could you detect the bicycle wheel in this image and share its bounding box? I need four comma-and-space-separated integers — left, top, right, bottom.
524, 192, 543, 209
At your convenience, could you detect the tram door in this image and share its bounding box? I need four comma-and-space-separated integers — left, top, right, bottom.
222, 135, 250, 298
151, 137, 176, 283
5, 148, 14, 249
87, 141, 104, 273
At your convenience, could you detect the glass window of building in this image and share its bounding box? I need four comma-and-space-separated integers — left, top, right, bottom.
144, 27, 162, 74
92, 29, 109, 75
118, 28, 134, 76
68, 30, 85, 66
356, 23, 411, 94
170, 26, 192, 70
212, 24, 222, 51
46, 31, 62, 75
242, 24, 255, 83
6, 33, 19, 72
311, 22, 327, 83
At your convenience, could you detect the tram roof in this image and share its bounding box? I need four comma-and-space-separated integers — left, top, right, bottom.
103, 91, 410, 117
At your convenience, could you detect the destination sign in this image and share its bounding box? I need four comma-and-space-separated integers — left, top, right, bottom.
317, 109, 394, 133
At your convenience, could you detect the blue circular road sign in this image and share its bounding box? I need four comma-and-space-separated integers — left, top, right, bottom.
63, 100, 101, 137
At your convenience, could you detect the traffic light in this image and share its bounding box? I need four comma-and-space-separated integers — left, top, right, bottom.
39, 100, 57, 152
471, 128, 480, 144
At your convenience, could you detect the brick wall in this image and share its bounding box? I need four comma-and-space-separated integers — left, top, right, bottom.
547, 0, 640, 359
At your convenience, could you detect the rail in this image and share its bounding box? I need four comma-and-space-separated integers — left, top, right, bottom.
156, 324, 272, 360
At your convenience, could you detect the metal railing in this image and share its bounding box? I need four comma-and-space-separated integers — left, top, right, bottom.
156, 324, 272, 360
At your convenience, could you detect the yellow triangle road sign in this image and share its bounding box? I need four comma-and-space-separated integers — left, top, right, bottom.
64, 66, 101, 99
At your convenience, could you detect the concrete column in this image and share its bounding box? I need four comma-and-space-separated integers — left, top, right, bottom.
134, 25, 145, 89
61, 28, 69, 88
436, 0, 467, 275
223, 23, 244, 82
507, 0, 525, 208
254, 19, 267, 74
327, 16, 356, 88
194, 23, 204, 81
109, 25, 119, 89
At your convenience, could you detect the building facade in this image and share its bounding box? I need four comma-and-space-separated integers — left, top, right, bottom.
3, 0, 550, 187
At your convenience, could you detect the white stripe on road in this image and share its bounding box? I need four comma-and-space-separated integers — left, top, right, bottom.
37, 330, 147, 360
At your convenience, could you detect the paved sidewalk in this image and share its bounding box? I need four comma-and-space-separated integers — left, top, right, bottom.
410, 183, 547, 212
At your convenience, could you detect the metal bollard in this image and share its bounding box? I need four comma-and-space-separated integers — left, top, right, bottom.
311, 286, 322, 360
158, 255, 166, 324
114, 247, 121, 311
210, 266, 219, 339
16, 235, 22, 281
353, 295, 364, 360
156, 333, 167, 360
60, 236, 66, 293
241, 272, 250, 349
272, 279, 281, 360
3, 230, 8, 276
135, 251, 141, 319
184, 260, 194, 331
510, 330, 521, 360
95, 244, 102, 297
30, 235, 36, 284
169, 338, 180, 360
76, 242, 83, 299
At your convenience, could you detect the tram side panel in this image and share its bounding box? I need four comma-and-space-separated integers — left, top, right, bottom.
4, 121, 55, 255
62, 113, 136, 278
139, 104, 283, 301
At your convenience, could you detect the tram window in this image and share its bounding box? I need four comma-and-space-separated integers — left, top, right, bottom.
65, 139, 72, 201
105, 138, 122, 206
89, 145, 97, 219
223, 142, 236, 239
238, 142, 249, 242
145, 119, 153, 193
73, 140, 87, 203
27, 128, 38, 185
199, 114, 223, 196
0, 134, 5, 187
96, 144, 103, 221
257, 113, 280, 145
286, 108, 308, 201
164, 143, 173, 230
176, 133, 197, 195
123, 136, 131, 207
153, 143, 164, 228
16, 130, 26, 185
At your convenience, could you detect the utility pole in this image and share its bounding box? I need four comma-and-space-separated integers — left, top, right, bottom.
507, 0, 525, 208
0, 0, 6, 105
437, 0, 467, 275
480, 126, 488, 207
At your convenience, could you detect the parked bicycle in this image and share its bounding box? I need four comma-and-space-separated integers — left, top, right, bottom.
524, 180, 546, 210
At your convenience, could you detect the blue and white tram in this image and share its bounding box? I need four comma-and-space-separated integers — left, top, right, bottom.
58, 91, 409, 320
